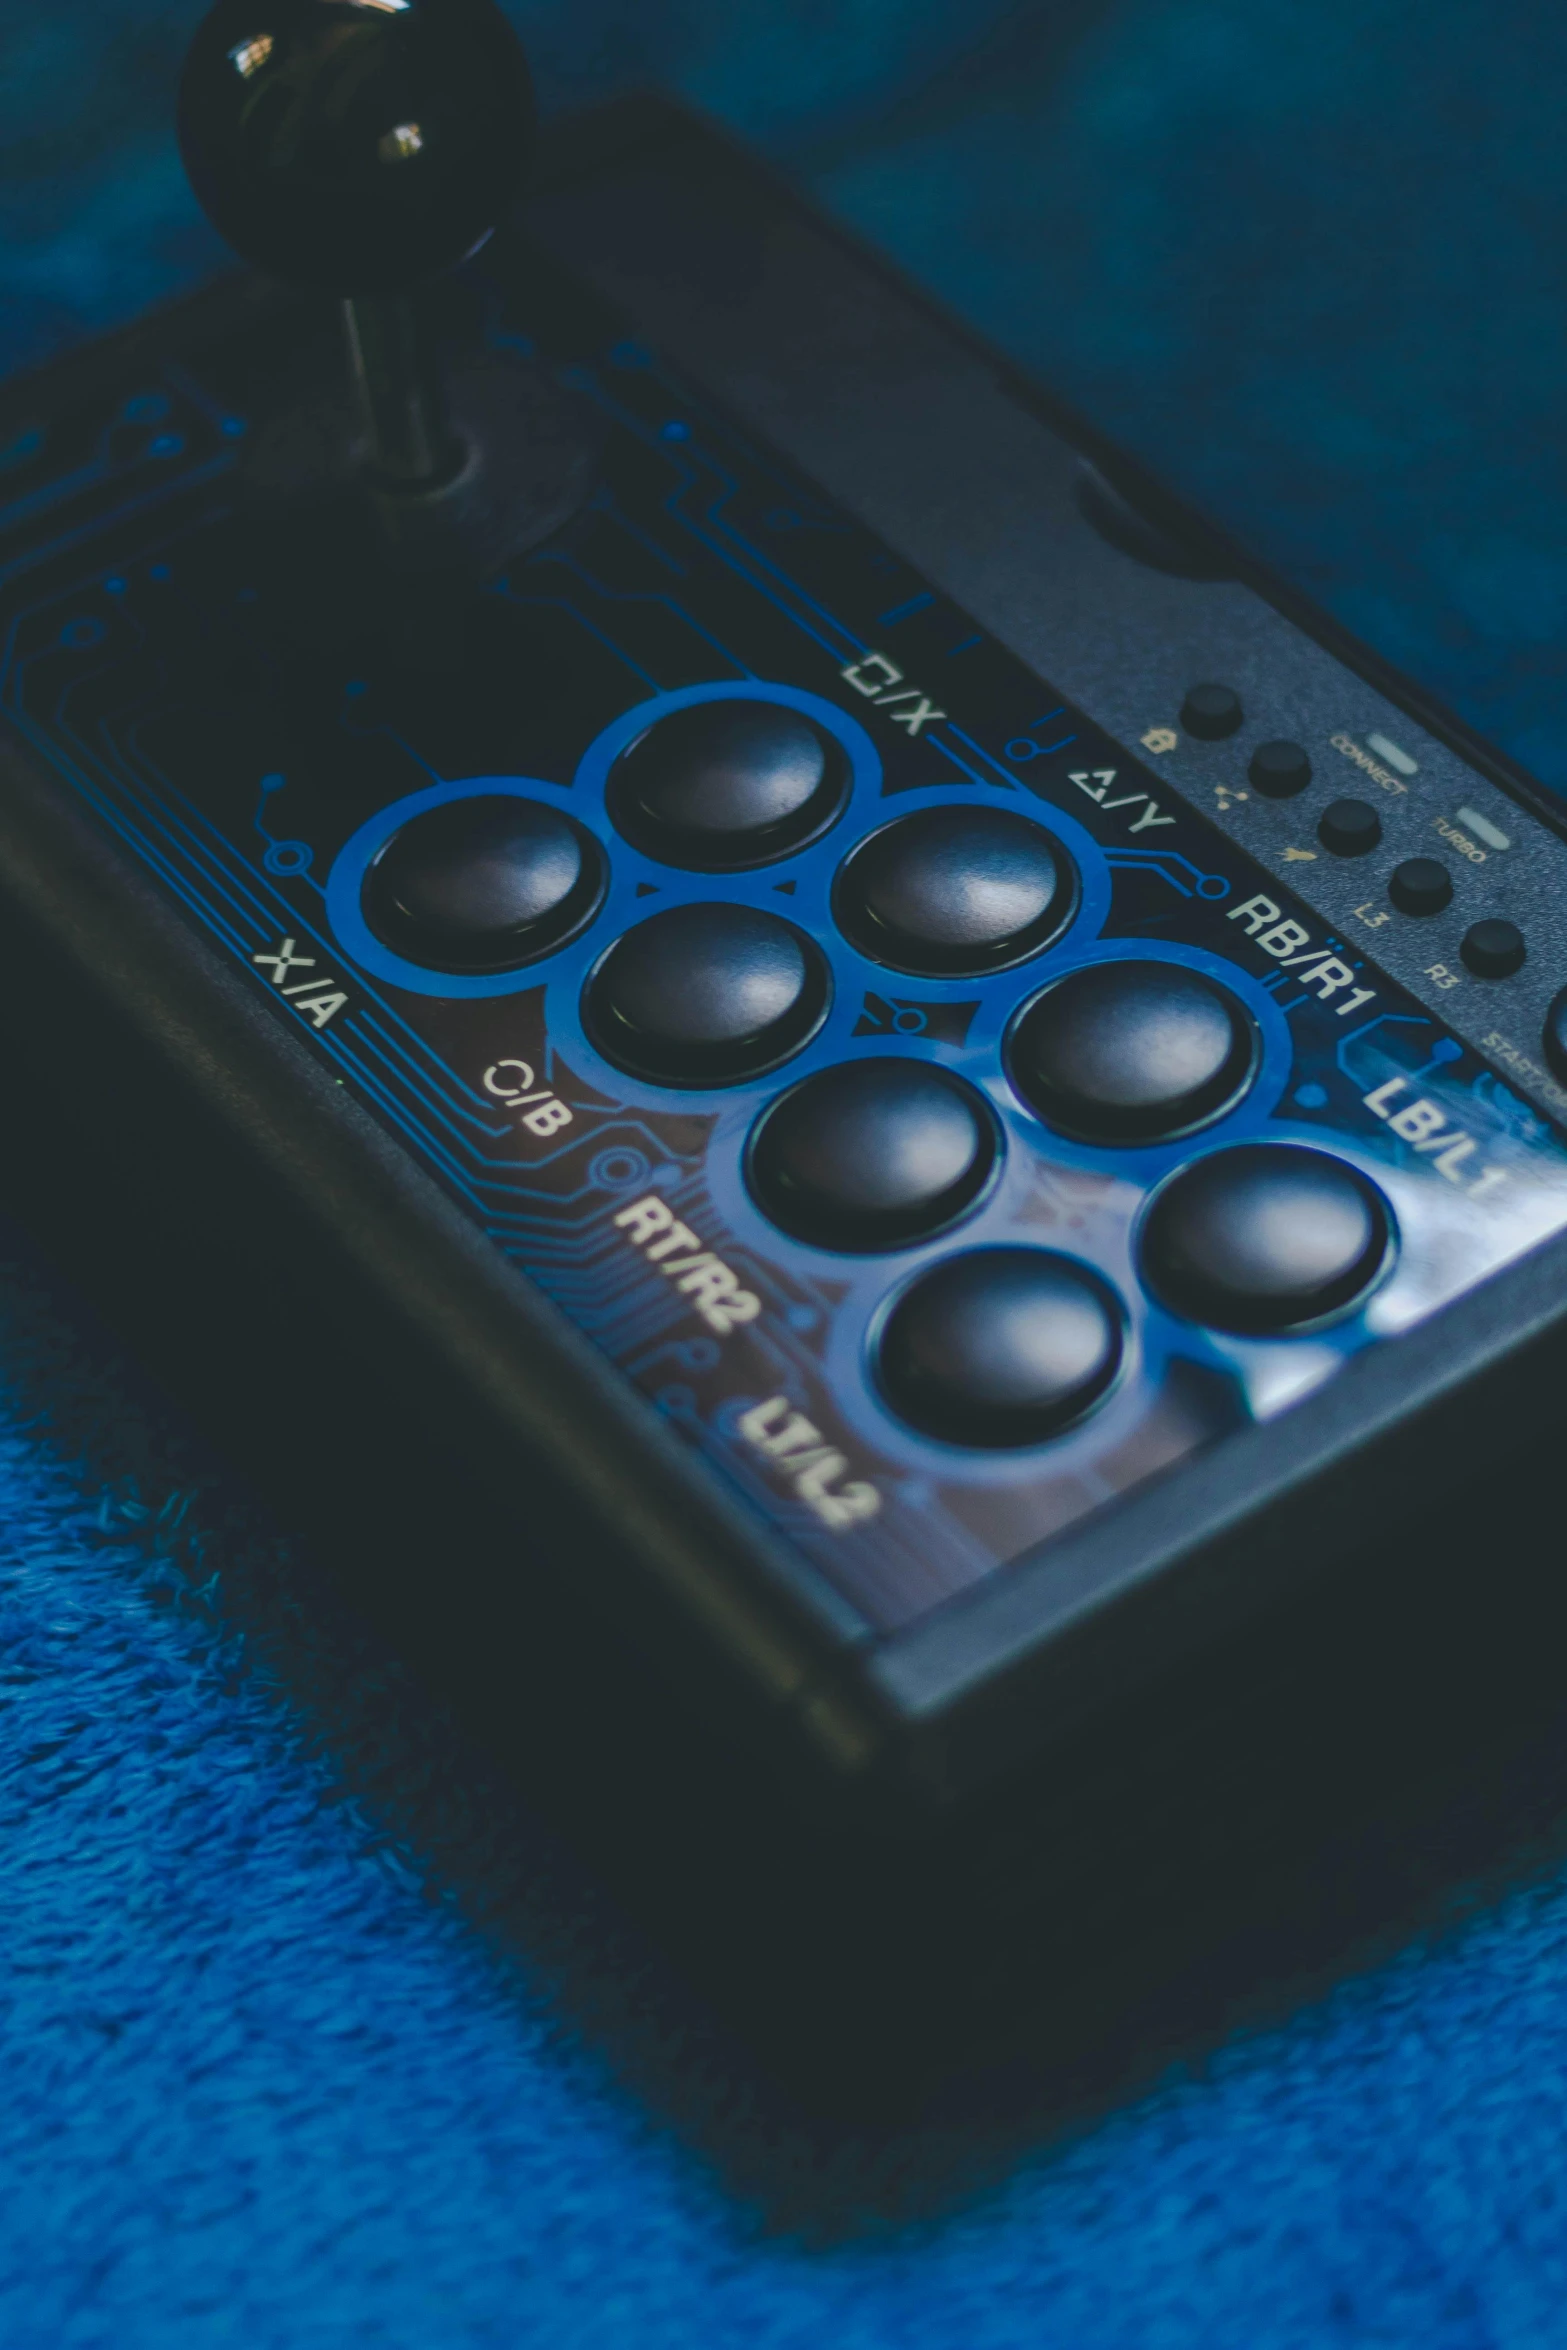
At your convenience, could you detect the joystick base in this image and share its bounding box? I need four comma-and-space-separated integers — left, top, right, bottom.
244, 356, 596, 578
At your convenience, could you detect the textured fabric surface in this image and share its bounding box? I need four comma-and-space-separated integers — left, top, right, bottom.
5, 5, 1567, 2343
4, 1201, 1567, 2347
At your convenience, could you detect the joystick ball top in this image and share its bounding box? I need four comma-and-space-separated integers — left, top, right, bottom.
178, 0, 536, 296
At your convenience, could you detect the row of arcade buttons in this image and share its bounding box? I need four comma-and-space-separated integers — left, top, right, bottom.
359, 698, 1395, 1448
873, 1146, 1389, 1446
364, 699, 1074, 982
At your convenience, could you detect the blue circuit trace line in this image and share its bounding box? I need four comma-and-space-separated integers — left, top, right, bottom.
523, 550, 752, 679
1105, 847, 1230, 899
876, 591, 934, 627
943, 721, 1024, 788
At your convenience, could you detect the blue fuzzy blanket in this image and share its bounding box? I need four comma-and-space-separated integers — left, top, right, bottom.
5, 4, 1567, 2342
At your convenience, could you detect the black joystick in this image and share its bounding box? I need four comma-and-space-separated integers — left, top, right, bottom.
178, 0, 592, 570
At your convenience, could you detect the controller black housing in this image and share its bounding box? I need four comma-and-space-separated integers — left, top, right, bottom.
4, 95, 1567, 1853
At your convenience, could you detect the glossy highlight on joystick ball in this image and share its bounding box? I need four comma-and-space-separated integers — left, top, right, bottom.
178, 0, 535, 296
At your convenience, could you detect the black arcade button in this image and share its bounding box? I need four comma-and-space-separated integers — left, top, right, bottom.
877, 1248, 1124, 1445
1141, 1144, 1393, 1334
607, 700, 847, 870
834, 805, 1077, 977
1388, 857, 1453, 916
1008, 960, 1257, 1143
1461, 919, 1525, 979
1181, 683, 1243, 740
747, 1059, 999, 1251
583, 902, 830, 1086
1318, 797, 1382, 856
1248, 739, 1312, 798
364, 795, 605, 971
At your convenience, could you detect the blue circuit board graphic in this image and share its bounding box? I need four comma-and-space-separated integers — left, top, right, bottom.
3, 264, 1566, 1633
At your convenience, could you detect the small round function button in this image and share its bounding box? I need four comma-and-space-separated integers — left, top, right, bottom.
1141, 1144, 1393, 1335
1008, 960, 1257, 1144
1461, 918, 1526, 979
834, 805, 1077, 977
1388, 857, 1453, 917
583, 903, 830, 1086
1181, 682, 1243, 741
606, 700, 848, 870
877, 1248, 1124, 1446
1318, 798, 1382, 857
1248, 739, 1312, 798
748, 1060, 998, 1251
363, 795, 605, 972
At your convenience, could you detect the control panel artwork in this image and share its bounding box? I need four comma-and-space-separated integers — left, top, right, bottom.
5, 266, 1567, 1633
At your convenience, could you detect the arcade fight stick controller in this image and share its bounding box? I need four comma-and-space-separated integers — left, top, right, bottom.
5, 0, 1567, 1852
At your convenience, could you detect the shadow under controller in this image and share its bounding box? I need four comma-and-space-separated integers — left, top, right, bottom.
5, 69, 1567, 1821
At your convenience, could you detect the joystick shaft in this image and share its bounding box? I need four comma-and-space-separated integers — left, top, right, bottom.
344, 290, 460, 489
